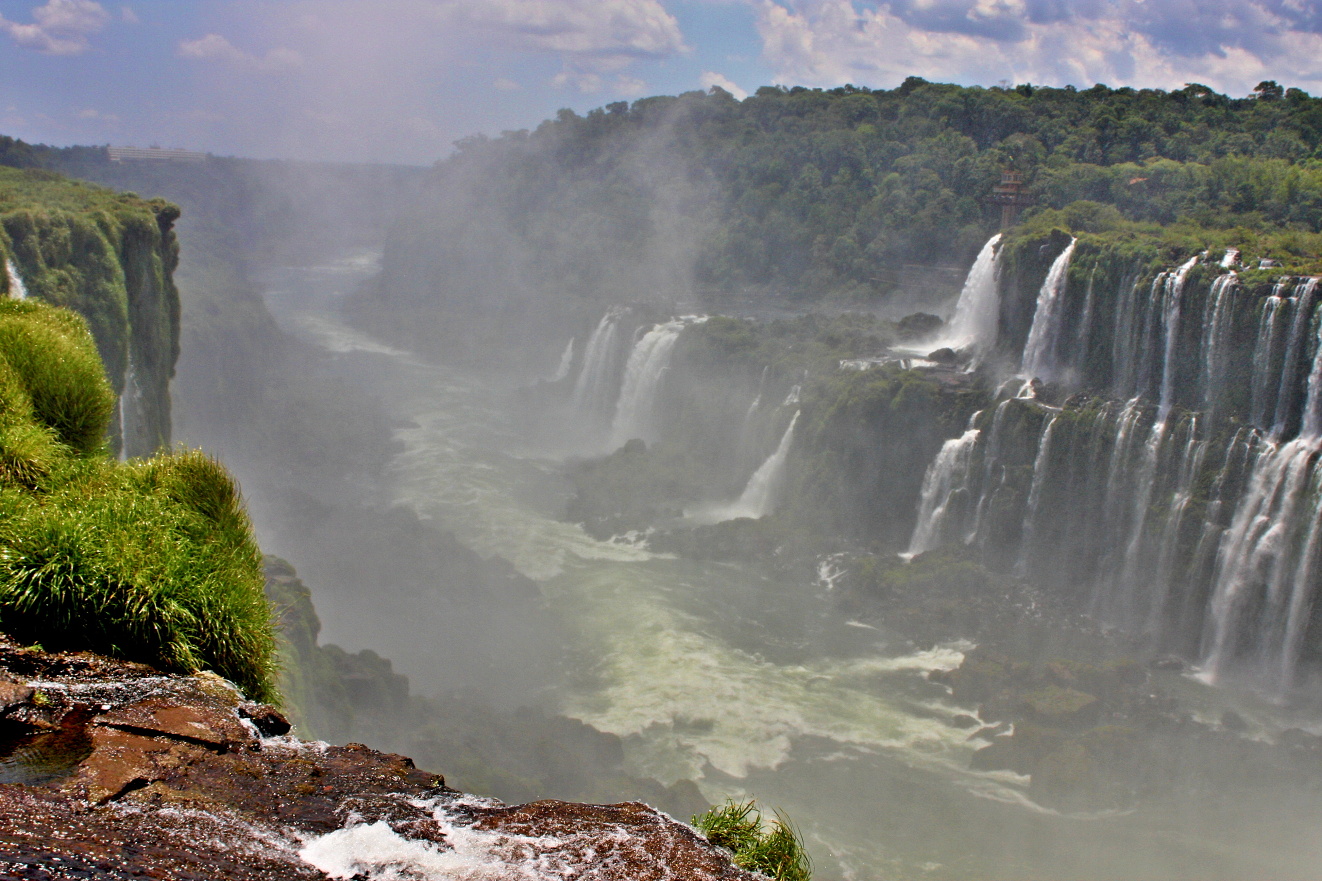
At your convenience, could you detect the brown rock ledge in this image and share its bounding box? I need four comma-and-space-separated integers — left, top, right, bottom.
0, 635, 758, 880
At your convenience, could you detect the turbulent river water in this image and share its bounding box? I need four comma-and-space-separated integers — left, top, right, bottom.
252, 253, 1322, 881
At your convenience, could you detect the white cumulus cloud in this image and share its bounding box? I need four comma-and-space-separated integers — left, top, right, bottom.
442, 0, 687, 92
700, 71, 749, 99
0, 0, 109, 55
753, 0, 1322, 97
177, 33, 303, 72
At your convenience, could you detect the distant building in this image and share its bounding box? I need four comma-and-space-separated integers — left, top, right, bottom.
987, 169, 1034, 229
108, 146, 208, 163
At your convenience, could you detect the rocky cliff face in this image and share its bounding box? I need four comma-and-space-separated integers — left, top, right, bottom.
0, 634, 758, 880
0, 168, 180, 457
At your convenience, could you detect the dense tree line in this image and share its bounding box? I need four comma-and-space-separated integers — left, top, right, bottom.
379, 78, 1322, 319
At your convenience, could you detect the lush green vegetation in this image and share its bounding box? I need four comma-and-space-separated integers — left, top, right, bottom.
363, 78, 1322, 367
693, 799, 812, 881
0, 299, 275, 700
0, 165, 180, 456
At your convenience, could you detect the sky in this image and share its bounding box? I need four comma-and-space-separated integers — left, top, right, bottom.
2, 0, 1322, 165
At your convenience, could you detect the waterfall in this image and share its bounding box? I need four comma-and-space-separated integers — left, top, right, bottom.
736, 366, 770, 464
1293, 284, 1322, 439
5, 259, 27, 300
906, 425, 981, 558
1201, 437, 1322, 688
932, 234, 1002, 357
1199, 274, 1238, 414
691, 412, 800, 523
1109, 275, 1144, 398
1250, 286, 1293, 429
117, 357, 141, 461
1013, 414, 1059, 576
1271, 279, 1320, 438
1020, 237, 1077, 380
548, 337, 575, 382
732, 411, 800, 518
608, 319, 686, 449
1144, 420, 1207, 635
898, 246, 1322, 689
570, 308, 626, 424
1073, 266, 1098, 374
1156, 256, 1198, 419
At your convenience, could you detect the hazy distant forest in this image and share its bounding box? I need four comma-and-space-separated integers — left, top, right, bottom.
354, 78, 1322, 318
10, 78, 1322, 308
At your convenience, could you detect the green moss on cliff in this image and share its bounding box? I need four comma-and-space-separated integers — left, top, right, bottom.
0, 299, 274, 700
0, 166, 180, 457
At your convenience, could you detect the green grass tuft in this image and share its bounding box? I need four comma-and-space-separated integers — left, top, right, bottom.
694, 799, 813, 881
0, 300, 276, 702
0, 300, 114, 455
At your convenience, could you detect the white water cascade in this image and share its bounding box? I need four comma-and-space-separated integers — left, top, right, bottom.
1200, 274, 1238, 414
117, 357, 141, 461
1013, 414, 1059, 576
906, 424, 981, 557
570, 309, 626, 423
1020, 237, 1077, 380
1202, 315, 1322, 688
548, 337, 574, 382
1156, 256, 1199, 418
608, 319, 686, 449
926, 234, 1002, 358
5, 259, 27, 300
692, 412, 800, 523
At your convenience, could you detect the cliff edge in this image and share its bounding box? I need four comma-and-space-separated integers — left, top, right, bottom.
0, 634, 759, 880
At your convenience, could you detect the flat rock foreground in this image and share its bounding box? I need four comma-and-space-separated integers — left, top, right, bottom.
0, 636, 758, 880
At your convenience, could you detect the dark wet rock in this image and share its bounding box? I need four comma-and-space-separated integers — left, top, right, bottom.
952, 713, 981, 729
968, 720, 1010, 741
238, 702, 292, 737
927, 346, 959, 364
1150, 654, 1188, 672
1278, 727, 1322, 752
1017, 685, 1100, 727
1220, 710, 1250, 732
93, 695, 252, 751
0, 678, 34, 723
0, 634, 760, 881
896, 312, 942, 340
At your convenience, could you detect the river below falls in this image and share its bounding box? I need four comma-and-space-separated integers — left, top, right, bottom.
249, 253, 1322, 881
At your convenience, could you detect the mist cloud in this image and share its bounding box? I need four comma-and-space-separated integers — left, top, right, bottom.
0, 0, 108, 55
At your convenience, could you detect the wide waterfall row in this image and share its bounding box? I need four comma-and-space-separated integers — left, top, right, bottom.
909, 238, 1322, 691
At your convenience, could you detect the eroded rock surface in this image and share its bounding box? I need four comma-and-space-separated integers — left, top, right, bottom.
0, 636, 757, 880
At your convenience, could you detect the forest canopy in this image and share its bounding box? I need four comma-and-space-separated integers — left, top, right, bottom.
375, 78, 1322, 316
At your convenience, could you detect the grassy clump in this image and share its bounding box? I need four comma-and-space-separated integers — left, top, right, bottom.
0, 299, 276, 701
693, 799, 812, 881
